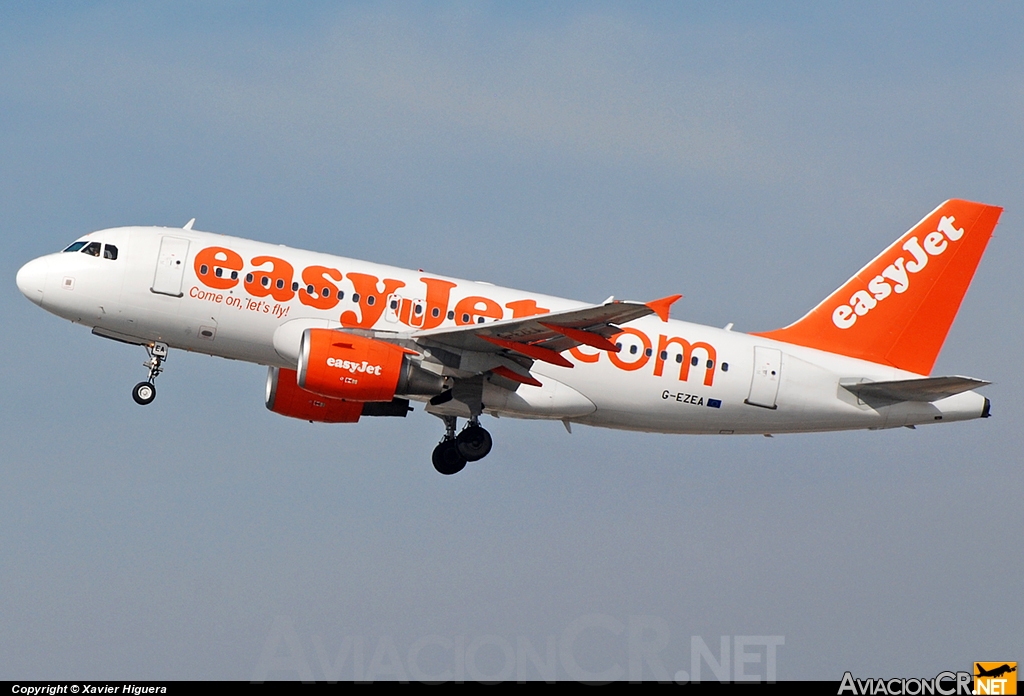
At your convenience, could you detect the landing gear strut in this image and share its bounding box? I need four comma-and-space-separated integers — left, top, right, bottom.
431, 416, 493, 475
132, 342, 168, 406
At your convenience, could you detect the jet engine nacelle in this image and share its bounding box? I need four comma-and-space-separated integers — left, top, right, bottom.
297, 329, 446, 402
266, 366, 363, 423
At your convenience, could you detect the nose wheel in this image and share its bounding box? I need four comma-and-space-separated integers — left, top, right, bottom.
431, 416, 492, 475
132, 381, 156, 405
133, 342, 168, 406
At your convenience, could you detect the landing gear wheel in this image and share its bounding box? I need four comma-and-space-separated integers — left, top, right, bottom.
132, 381, 156, 406
456, 425, 492, 462
432, 439, 467, 475
133, 342, 168, 406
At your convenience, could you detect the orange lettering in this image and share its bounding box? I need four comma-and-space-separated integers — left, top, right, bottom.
194, 247, 243, 290
505, 299, 550, 318
244, 255, 295, 302
654, 334, 717, 386
341, 273, 406, 328
454, 296, 503, 325
298, 265, 343, 310
569, 345, 601, 363
415, 277, 458, 329
607, 328, 651, 371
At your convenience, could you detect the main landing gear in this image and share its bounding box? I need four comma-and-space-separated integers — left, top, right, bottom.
432, 415, 493, 475
132, 342, 168, 406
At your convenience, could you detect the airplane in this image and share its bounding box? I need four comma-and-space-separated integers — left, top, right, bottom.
15, 199, 1001, 475
975, 664, 1016, 679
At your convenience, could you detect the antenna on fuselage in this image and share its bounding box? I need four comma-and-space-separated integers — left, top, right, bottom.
183, 218, 196, 230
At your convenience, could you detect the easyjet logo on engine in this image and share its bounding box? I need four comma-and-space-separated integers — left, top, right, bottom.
832, 216, 964, 329
326, 358, 383, 376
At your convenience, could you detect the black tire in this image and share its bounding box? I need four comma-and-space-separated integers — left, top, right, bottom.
432, 439, 467, 475
456, 425, 493, 462
132, 381, 156, 406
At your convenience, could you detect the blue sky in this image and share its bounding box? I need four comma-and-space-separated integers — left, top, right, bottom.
1, 2, 1020, 680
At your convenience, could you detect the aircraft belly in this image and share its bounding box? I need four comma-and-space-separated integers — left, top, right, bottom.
539, 361, 719, 433
484, 376, 595, 418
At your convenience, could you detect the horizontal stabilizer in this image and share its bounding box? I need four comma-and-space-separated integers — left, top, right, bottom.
841, 375, 989, 402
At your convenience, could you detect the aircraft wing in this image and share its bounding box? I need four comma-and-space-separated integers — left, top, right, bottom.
841, 375, 990, 402
410, 299, 659, 365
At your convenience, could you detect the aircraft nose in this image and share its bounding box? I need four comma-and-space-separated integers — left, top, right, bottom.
16, 257, 48, 306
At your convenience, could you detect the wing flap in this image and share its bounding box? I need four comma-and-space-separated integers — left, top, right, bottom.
841, 375, 989, 402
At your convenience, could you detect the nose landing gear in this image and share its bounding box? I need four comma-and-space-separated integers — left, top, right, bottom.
132, 342, 168, 406
431, 416, 493, 475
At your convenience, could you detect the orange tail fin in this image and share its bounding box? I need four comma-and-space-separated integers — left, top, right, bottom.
753, 199, 1002, 375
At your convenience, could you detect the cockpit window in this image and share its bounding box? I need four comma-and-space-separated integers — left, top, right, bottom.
63, 241, 87, 253
102, 244, 118, 260
82, 242, 102, 257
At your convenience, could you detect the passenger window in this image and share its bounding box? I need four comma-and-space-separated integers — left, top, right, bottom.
63, 241, 87, 253
292, 282, 299, 292
691, 356, 699, 366
102, 245, 118, 260
200, 264, 209, 275
82, 242, 101, 257
322, 287, 331, 298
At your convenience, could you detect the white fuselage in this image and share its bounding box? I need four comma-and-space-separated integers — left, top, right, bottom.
16, 225, 987, 434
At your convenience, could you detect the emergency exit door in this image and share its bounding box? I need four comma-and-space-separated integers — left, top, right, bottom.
746, 346, 782, 409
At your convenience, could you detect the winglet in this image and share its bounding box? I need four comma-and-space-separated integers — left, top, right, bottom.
646, 294, 683, 322
183, 218, 196, 230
